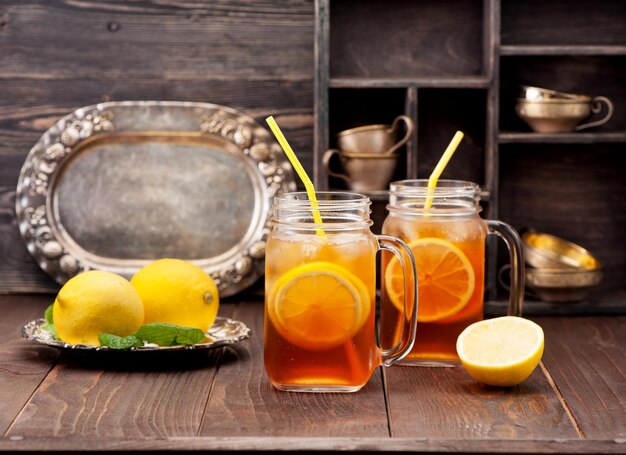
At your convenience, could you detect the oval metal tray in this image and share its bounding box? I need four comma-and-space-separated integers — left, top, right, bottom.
21, 317, 251, 353
15, 101, 296, 296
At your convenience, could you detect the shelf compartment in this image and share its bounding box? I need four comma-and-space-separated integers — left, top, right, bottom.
329, 0, 487, 79
500, 45, 626, 57
330, 76, 491, 89
499, 56, 626, 133
502, 0, 626, 47
326, 88, 411, 190
417, 89, 487, 186
499, 132, 626, 144
498, 143, 626, 297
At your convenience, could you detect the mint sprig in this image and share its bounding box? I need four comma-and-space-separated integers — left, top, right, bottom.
98, 333, 145, 349
133, 323, 206, 346
99, 323, 206, 349
42, 304, 60, 340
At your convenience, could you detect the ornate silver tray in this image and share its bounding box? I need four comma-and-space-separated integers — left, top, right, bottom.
15, 101, 296, 296
21, 317, 251, 352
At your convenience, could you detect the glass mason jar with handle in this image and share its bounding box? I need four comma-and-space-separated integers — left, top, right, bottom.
265, 192, 418, 392
380, 180, 524, 366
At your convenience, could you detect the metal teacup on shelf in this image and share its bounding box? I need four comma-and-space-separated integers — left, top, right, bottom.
516, 85, 613, 133
323, 115, 414, 191
337, 115, 413, 155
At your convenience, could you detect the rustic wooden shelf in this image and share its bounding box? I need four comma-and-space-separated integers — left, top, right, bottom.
316, 0, 626, 309
499, 131, 626, 144
500, 45, 626, 56
329, 76, 491, 89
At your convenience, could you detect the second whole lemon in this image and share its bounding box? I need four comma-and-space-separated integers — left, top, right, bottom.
130, 258, 219, 333
53, 270, 144, 346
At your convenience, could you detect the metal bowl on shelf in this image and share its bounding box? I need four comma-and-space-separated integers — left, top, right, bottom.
520, 231, 603, 303
525, 267, 604, 303
522, 231, 601, 269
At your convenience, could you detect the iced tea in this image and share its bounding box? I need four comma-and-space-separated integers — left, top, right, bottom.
264, 192, 418, 392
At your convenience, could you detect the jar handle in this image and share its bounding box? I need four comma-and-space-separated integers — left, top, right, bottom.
377, 234, 418, 366
487, 221, 525, 316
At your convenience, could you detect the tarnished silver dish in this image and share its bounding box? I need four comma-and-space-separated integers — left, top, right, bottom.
15, 101, 296, 297
21, 316, 251, 353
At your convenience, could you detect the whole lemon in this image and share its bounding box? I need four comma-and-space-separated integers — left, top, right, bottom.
130, 258, 219, 332
53, 270, 144, 346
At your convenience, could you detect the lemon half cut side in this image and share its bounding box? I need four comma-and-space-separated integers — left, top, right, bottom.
456, 316, 545, 387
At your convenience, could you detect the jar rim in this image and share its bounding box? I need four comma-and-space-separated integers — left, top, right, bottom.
274, 191, 371, 210
390, 179, 481, 195
272, 191, 372, 230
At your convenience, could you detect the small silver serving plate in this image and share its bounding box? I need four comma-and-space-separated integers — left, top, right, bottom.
21, 316, 251, 353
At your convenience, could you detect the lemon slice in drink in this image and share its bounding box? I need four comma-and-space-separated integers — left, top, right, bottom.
456, 316, 545, 387
384, 238, 475, 322
268, 262, 370, 351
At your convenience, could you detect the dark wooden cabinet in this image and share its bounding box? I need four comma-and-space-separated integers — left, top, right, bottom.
314, 0, 626, 313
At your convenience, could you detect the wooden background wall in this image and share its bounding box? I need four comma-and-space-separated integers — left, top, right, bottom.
0, 0, 315, 293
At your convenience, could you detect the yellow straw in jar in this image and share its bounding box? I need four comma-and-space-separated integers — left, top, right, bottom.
425, 131, 464, 209
266, 116, 325, 236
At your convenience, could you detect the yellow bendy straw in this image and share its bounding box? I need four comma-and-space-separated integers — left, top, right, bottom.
265, 116, 325, 236
424, 131, 464, 209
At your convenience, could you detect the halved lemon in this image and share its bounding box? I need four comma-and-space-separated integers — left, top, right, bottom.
456, 316, 544, 387
268, 262, 370, 351
384, 237, 475, 322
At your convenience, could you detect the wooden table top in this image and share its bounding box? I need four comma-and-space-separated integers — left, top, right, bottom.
0, 294, 624, 453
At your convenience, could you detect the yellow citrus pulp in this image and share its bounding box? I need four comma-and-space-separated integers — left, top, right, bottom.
130, 258, 219, 333
384, 237, 475, 322
53, 270, 144, 346
267, 261, 370, 351
456, 316, 545, 387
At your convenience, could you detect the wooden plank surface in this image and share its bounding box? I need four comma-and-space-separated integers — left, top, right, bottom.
0, 295, 60, 434
199, 301, 390, 437
0, 0, 314, 80
1, 436, 625, 453
0, 295, 624, 452
5, 299, 236, 439
536, 316, 626, 439
384, 362, 579, 439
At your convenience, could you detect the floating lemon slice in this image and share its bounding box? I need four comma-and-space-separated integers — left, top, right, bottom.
268, 262, 370, 351
384, 237, 475, 322
456, 316, 545, 387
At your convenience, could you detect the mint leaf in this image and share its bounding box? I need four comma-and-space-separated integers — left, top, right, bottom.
44, 304, 54, 324
134, 323, 206, 346
42, 322, 60, 340
42, 304, 59, 340
99, 333, 144, 349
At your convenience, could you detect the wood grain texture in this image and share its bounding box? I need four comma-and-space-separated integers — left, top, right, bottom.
384, 365, 578, 439
501, 0, 626, 46
2, 436, 626, 453
329, 0, 485, 78
0, 0, 314, 80
536, 316, 626, 439
6, 302, 237, 439
0, 295, 60, 434
199, 301, 390, 437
